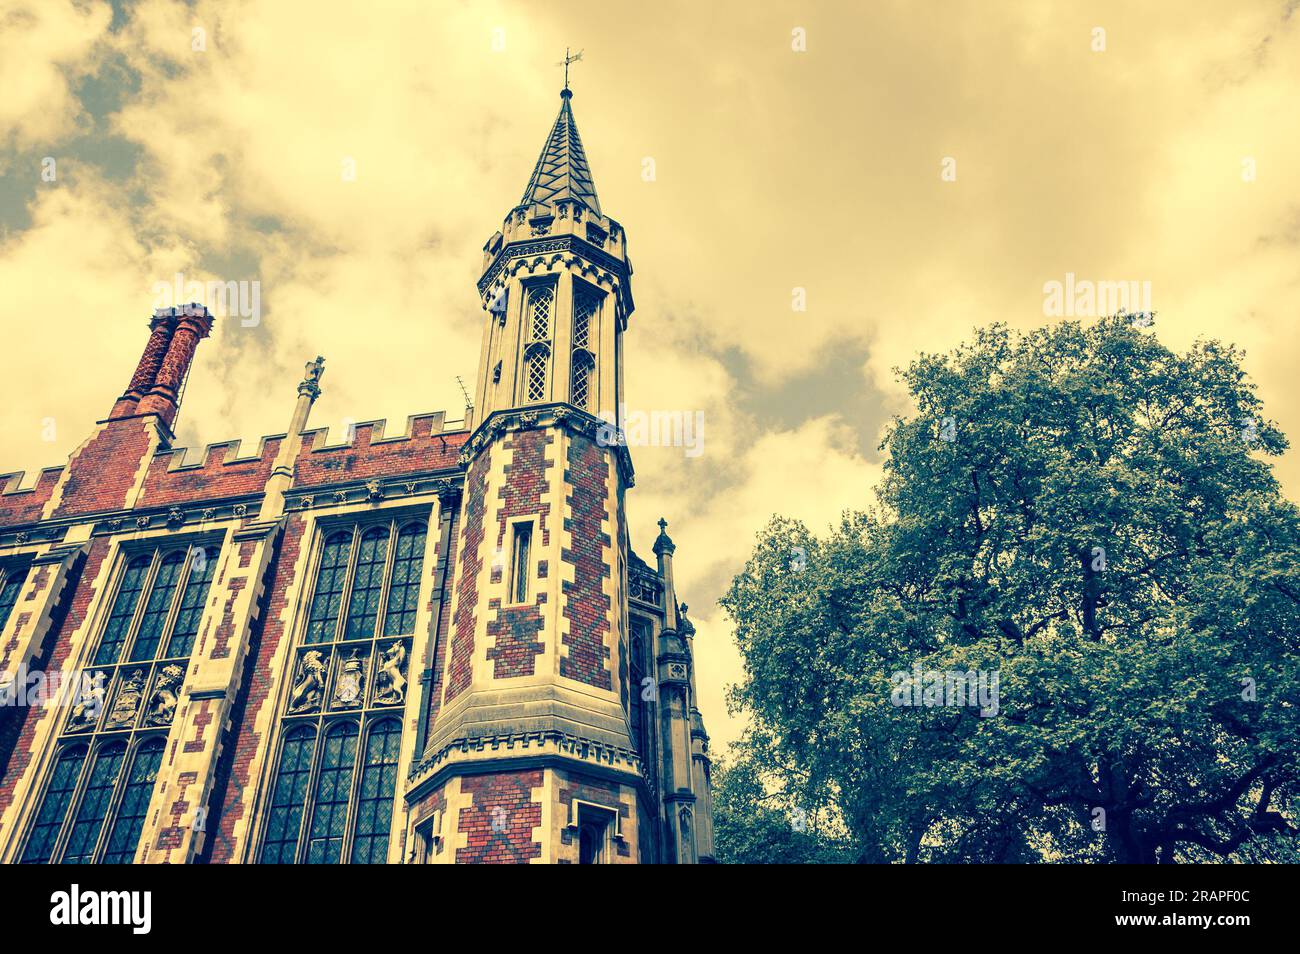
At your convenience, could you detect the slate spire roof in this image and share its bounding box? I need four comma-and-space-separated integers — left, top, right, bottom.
519, 89, 601, 217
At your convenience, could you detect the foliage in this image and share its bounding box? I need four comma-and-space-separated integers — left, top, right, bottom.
718, 317, 1300, 863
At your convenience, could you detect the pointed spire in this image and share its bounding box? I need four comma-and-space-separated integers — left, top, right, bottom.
520, 89, 601, 217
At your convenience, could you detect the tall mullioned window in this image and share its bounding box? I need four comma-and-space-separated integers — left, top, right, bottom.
20, 543, 218, 864
260, 517, 427, 864
570, 285, 600, 411
523, 281, 554, 404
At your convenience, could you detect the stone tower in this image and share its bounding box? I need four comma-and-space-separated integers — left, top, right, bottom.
406, 85, 686, 864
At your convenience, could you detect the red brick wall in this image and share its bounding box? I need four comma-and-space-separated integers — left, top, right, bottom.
444, 452, 489, 704
0, 470, 61, 528
484, 428, 553, 679
296, 419, 467, 487
456, 769, 543, 864
138, 441, 281, 508
0, 539, 109, 819
560, 434, 612, 689
52, 419, 154, 518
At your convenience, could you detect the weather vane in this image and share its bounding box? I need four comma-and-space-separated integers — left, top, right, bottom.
557, 47, 584, 90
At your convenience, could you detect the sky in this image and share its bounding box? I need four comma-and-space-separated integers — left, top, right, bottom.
2, 0, 1299, 754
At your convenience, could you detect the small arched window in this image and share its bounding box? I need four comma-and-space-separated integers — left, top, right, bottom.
525, 343, 551, 403
570, 350, 595, 411
527, 283, 554, 342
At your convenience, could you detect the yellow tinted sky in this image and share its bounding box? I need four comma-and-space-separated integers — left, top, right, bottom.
2, 0, 1299, 751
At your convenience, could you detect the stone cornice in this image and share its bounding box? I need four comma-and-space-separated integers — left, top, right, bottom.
476, 234, 633, 319
0, 469, 466, 548
406, 729, 648, 802
457, 403, 635, 488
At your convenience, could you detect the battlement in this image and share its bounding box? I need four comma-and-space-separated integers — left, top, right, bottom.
0, 468, 64, 528
0, 411, 472, 529
296, 412, 469, 487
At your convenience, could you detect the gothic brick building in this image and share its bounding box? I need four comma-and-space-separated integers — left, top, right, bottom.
0, 87, 714, 864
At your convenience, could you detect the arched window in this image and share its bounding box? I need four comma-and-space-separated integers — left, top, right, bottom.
101, 738, 165, 864
570, 350, 595, 411
266, 517, 429, 862
165, 547, 217, 658
94, 555, 151, 666
260, 725, 317, 864
20, 736, 171, 865
61, 742, 127, 864
525, 343, 550, 403
527, 282, 554, 342
383, 523, 426, 636
20, 746, 86, 863
344, 527, 389, 640
305, 531, 351, 643
350, 719, 401, 863
305, 722, 359, 864
129, 550, 185, 661
22, 543, 218, 865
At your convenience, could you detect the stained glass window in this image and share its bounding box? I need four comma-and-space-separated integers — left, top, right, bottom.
166, 547, 217, 658
350, 720, 401, 864
383, 523, 426, 636
129, 550, 184, 661
94, 555, 151, 666
261, 725, 317, 864
61, 743, 127, 864
344, 528, 389, 641
305, 722, 359, 864
20, 746, 86, 863
23, 541, 217, 865
265, 516, 430, 862
100, 739, 165, 864
0, 563, 28, 633
305, 532, 351, 643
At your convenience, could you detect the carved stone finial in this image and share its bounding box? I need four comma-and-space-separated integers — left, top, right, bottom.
653, 517, 675, 556
298, 355, 326, 399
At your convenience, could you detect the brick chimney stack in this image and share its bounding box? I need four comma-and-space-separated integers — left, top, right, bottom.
117, 304, 214, 430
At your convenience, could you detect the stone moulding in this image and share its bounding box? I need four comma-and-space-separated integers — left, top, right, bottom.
456, 403, 635, 489
406, 728, 646, 798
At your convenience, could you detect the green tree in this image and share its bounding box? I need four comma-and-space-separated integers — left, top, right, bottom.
720, 317, 1300, 863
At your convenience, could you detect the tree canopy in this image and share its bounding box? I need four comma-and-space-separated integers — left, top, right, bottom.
717, 317, 1299, 863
